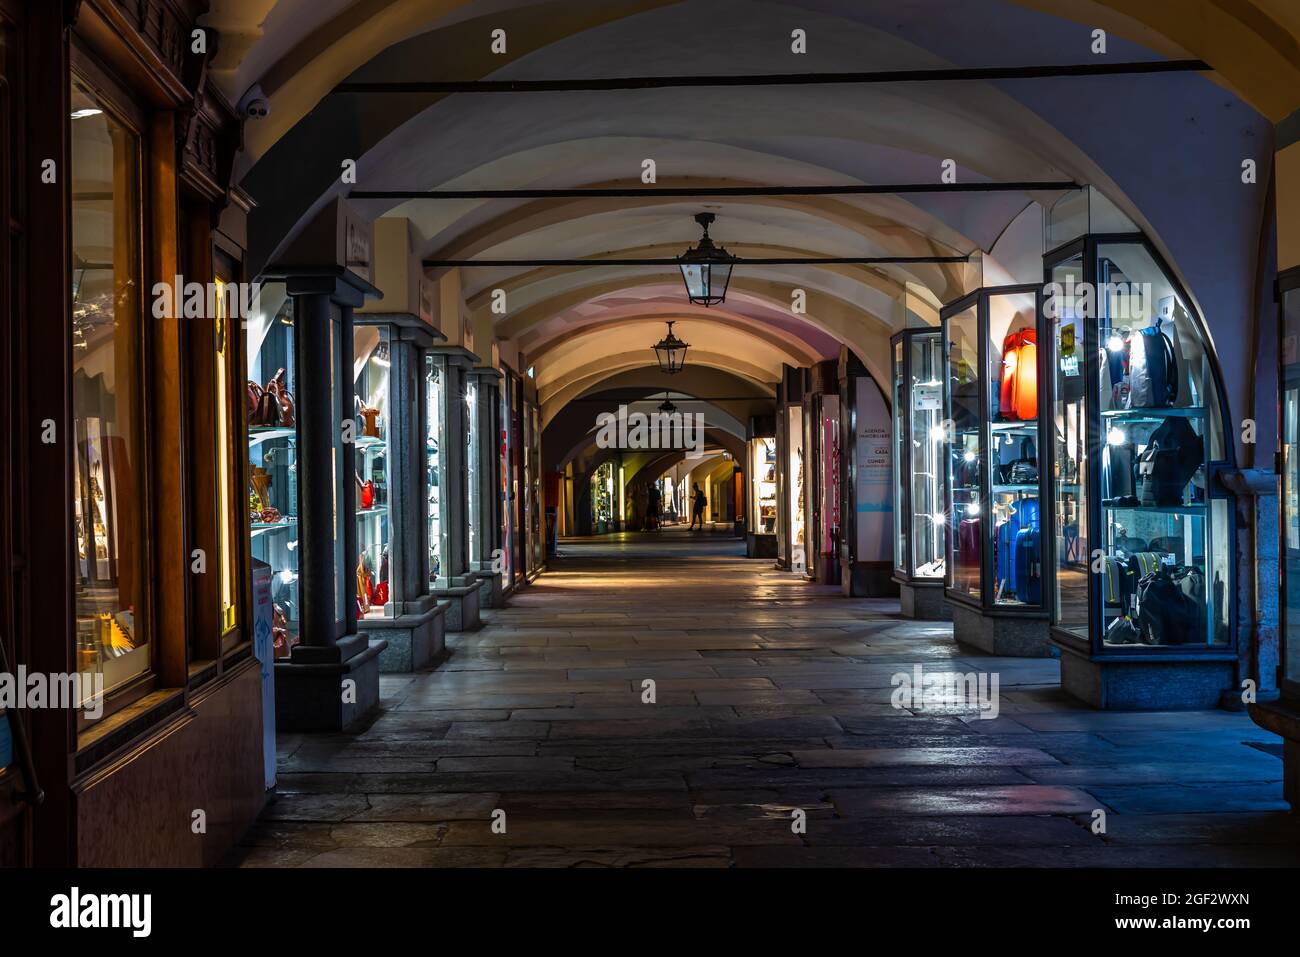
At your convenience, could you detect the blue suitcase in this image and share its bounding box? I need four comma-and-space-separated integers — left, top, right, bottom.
1014, 526, 1042, 603
997, 498, 1040, 596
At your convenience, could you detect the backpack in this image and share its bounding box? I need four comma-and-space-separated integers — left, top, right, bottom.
1137, 418, 1203, 506
1135, 568, 1201, 645
1104, 441, 1137, 504
999, 329, 1038, 421
997, 437, 1038, 485
1126, 320, 1178, 409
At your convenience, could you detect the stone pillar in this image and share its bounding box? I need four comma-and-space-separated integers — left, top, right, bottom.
273, 273, 387, 731
357, 318, 449, 672
467, 368, 504, 608
429, 346, 482, 630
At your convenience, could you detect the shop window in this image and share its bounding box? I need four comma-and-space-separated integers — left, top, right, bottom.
1281, 280, 1300, 688
945, 303, 981, 599
750, 437, 777, 534
466, 377, 479, 565
1094, 243, 1228, 649
354, 326, 391, 618
892, 330, 945, 581
70, 78, 149, 705
246, 284, 299, 659
1050, 254, 1088, 639
213, 277, 238, 637
426, 353, 444, 582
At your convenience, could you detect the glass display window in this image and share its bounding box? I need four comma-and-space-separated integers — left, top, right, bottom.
498, 376, 512, 583
425, 352, 445, 584
891, 329, 946, 582
466, 377, 480, 566
942, 285, 1047, 611
593, 461, 613, 532
788, 406, 806, 571
1045, 233, 1234, 654
354, 325, 392, 620
944, 302, 982, 600
71, 77, 150, 705
1282, 274, 1300, 692
820, 396, 840, 559
245, 284, 299, 660
750, 436, 777, 533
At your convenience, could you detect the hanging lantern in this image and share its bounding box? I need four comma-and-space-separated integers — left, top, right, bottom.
657, 394, 678, 414
652, 321, 689, 375
677, 212, 735, 306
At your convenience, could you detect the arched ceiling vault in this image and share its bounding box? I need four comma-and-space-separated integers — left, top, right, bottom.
211, 0, 1286, 444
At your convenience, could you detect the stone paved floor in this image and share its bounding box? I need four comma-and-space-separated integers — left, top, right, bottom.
232, 529, 1300, 867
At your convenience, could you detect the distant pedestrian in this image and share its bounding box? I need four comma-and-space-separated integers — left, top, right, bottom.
689, 482, 707, 530
646, 483, 661, 531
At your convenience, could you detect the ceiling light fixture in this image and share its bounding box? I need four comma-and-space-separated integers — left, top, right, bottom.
677, 212, 735, 306
652, 321, 690, 375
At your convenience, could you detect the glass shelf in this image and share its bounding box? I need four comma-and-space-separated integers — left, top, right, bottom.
1101, 407, 1206, 423
249, 426, 296, 447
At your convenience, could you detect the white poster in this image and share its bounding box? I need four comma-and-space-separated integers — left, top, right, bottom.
855, 377, 893, 561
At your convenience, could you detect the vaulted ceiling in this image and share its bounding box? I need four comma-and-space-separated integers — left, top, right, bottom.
202, 0, 1290, 466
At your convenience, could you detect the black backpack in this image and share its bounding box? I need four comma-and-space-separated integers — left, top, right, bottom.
1137, 417, 1203, 506
1135, 568, 1201, 645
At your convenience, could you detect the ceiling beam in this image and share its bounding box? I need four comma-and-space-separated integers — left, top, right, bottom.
353, 181, 1078, 200
424, 256, 968, 267
334, 59, 1209, 94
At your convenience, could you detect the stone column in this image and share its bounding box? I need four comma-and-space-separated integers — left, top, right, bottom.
429, 346, 482, 630
273, 272, 387, 731
467, 368, 504, 608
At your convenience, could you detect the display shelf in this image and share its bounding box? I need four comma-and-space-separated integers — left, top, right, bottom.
1101, 406, 1206, 422
248, 426, 296, 447
355, 506, 389, 518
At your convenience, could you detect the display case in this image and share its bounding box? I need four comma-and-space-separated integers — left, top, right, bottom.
1043, 201, 1236, 707
942, 284, 1049, 654
593, 461, 614, 533
353, 326, 392, 621
426, 353, 446, 583
746, 414, 778, 557
1280, 270, 1300, 700
1254, 266, 1300, 808
245, 285, 300, 661
891, 328, 949, 618
498, 374, 514, 590
466, 377, 480, 568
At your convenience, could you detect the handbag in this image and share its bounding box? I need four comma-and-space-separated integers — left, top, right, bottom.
359, 405, 382, 438
1135, 567, 1201, 645
999, 329, 1038, 421
997, 437, 1038, 485
1137, 417, 1203, 506
265, 368, 295, 427
1105, 614, 1144, 645
1104, 442, 1138, 505
1126, 319, 1179, 409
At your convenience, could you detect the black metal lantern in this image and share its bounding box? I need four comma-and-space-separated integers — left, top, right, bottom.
657, 394, 678, 414
677, 212, 735, 306
652, 321, 689, 375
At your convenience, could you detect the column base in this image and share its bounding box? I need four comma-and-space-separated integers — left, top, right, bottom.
899, 580, 951, 620
1248, 697, 1300, 810
1054, 638, 1235, 709
365, 602, 449, 673
274, 636, 388, 731
951, 602, 1051, 657
475, 570, 505, 608
746, 532, 777, 558
431, 579, 482, 631
841, 561, 900, 598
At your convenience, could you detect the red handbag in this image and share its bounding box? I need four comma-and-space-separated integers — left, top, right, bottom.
999, 329, 1038, 421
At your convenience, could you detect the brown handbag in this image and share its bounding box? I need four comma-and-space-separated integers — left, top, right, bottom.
265, 368, 295, 427
359, 405, 381, 438
246, 380, 264, 419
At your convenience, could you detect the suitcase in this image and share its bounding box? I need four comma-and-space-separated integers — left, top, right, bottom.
996, 498, 1039, 596
958, 516, 981, 589
999, 329, 1038, 421
1014, 527, 1042, 604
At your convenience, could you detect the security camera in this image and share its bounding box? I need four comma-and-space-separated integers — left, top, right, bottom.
237, 85, 270, 120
